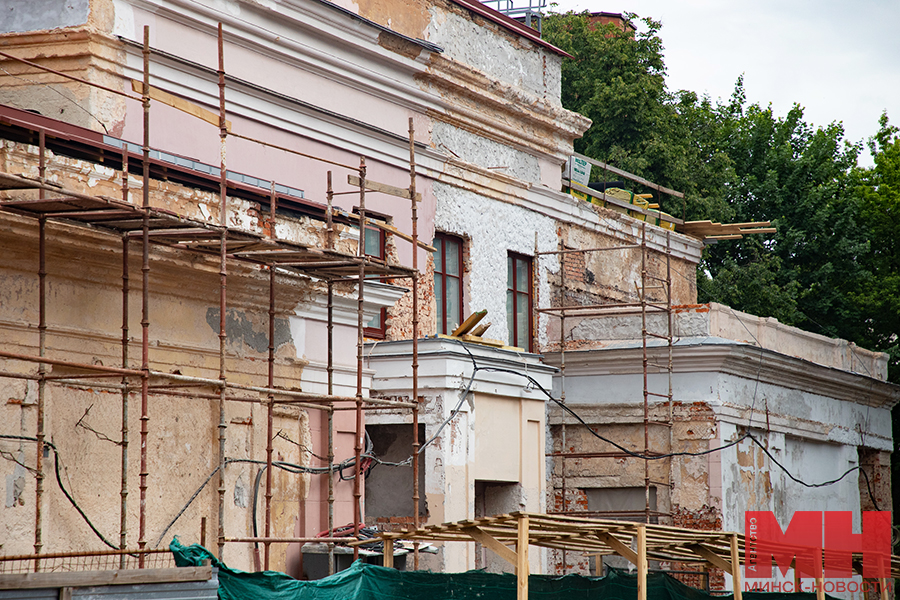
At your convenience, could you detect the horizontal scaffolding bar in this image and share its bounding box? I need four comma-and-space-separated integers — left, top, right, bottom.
536, 244, 640, 256
0, 350, 146, 377
224, 537, 357, 543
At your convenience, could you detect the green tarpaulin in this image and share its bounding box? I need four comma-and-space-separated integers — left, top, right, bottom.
170, 538, 835, 600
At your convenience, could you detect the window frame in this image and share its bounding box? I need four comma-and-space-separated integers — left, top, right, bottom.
507, 252, 533, 352
361, 221, 387, 339
433, 232, 464, 335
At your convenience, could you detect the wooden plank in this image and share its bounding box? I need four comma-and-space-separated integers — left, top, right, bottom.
637, 525, 648, 600
363, 217, 435, 252
465, 526, 518, 567
452, 310, 487, 337
689, 543, 734, 574
595, 532, 639, 565
383, 538, 394, 569
564, 179, 684, 226
58, 587, 71, 600
0, 566, 213, 590
731, 534, 743, 600
131, 80, 230, 131
573, 153, 685, 199
348, 174, 422, 202
517, 515, 530, 600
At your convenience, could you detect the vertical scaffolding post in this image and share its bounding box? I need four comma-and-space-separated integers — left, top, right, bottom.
33, 130, 46, 571
326, 172, 335, 575
640, 222, 650, 524
353, 157, 366, 561
409, 118, 420, 569
120, 147, 130, 564
138, 25, 151, 565
120, 238, 130, 565
666, 232, 674, 498
264, 266, 275, 570
558, 236, 567, 572
327, 280, 335, 575
216, 21, 229, 561
34, 219, 46, 570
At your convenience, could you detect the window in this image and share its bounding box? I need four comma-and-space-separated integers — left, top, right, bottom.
433, 233, 463, 335
507, 252, 532, 351
363, 223, 386, 339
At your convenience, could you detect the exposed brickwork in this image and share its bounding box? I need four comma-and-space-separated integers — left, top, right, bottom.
561, 247, 586, 284
671, 505, 726, 590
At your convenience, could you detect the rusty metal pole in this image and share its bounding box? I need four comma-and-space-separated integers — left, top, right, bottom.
641, 222, 650, 524
408, 119, 420, 569
33, 130, 46, 572
120, 144, 130, 567
353, 158, 366, 561
264, 266, 275, 570
326, 172, 335, 575
666, 231, 674, 519
216, 22, 229, 561
120, 235, 130, 565
558, 235, 567, 572
138, 25, 151, 566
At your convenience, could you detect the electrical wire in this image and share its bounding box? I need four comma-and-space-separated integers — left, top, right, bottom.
0, 434, 119, 550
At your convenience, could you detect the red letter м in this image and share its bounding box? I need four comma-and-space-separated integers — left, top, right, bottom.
747, 511, 822, 578
824, 511, 891, 578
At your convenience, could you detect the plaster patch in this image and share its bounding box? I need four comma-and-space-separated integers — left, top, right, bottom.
433, 122, 541, 184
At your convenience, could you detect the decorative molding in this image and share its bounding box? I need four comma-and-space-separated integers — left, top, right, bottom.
544, 341, 900, 409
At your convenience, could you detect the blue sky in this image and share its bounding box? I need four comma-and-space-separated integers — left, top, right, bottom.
547, 0, 900, 167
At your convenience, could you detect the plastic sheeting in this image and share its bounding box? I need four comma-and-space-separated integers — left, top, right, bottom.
170, 538, 835, 600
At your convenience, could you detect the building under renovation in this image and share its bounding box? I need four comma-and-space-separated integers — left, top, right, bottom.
0, 0, 896, 593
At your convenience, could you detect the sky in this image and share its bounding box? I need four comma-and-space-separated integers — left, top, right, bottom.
544, 0, 900, 167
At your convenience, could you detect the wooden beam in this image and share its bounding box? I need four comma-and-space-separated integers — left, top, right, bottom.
363, 218, 436, 252
573, 153, 685, 199
688, 543, 734, 574
383, 538, 394, 569
348, 175, 422, 202
452, 310, 487, 337
815, 548, 825, 600
595, 532, 639, 565
131, 80, 230, 131
731, 534, 743, 600
517, 515, 530, 600
465, 526, 518, 567
637, 525, 648, 600
0, 566, 213, 590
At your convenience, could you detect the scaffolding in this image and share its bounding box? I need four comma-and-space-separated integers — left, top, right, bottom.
537, 167, 677, 570
0, 24, 424, 574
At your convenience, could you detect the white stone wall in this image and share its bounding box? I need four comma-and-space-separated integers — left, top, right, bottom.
433, 182, 558, 349
426, 7, 561, 102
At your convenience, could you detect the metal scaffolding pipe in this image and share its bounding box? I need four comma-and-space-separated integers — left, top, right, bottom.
138, 25, 151, 566
641, 222, 650, 525
120, 233, 130, 564
0, 351, 144, 376
216, 21, 228, 561
34, 212, 46, 570
327, 280, 335, 575
264, 267, 275, 570
409, 118, 420, 569
352, 157, 366, 561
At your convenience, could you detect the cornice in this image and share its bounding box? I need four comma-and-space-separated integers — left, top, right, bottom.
419, 54, 591, 160
543, 340, 900, 409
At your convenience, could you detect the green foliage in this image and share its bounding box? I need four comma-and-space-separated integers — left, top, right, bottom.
546, 7, 900, 529
544, 11, 878, 364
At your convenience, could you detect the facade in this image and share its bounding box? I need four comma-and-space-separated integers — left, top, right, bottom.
0, 0, 895, 589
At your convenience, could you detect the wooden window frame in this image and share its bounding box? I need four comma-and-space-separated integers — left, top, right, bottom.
433, 232, 464, 335
507, 252, 533, 352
